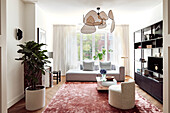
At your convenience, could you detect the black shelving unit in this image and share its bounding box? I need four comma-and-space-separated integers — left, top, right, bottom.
134, 21, 163, 103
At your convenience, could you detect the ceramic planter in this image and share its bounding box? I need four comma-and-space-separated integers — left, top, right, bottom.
25, 85, 45, 111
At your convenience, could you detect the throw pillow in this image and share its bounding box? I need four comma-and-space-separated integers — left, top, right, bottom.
111, 65, 116, 70
83, 61, 94, 71
100, 61, 111, 70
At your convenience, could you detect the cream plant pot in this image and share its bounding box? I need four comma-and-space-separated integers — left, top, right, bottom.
25, 86, 45, 111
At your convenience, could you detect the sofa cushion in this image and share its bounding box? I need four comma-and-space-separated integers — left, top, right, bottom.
83, 61, 94, 71
100, 61, 111, 70
80, 64, 99, 70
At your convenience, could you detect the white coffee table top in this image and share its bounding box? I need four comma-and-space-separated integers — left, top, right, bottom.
96, 77, 117, 89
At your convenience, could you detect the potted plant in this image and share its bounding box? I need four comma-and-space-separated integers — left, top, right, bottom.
16, 41, 50, 111
93, 48, 113, 61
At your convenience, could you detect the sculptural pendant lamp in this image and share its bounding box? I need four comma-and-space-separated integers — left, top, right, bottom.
81, 7, 115, 34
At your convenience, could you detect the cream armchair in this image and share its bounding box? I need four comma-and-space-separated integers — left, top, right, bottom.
108, 79, 135, 109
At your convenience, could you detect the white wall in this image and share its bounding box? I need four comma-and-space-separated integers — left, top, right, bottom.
5, 1, 53, 109
36, 5, 53, 52
6, 1, 39, 109
25, 3, 36, 41
6, 0, 26, 108
129, 3, 163, 78
37, 5, 47, 31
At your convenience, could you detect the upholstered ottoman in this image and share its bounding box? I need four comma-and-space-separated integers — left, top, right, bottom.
108, 80, 135, 109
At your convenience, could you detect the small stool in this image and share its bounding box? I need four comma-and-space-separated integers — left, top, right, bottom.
58, 70, 61, 82
52, 70, 61, 84
53, 71, 59, 84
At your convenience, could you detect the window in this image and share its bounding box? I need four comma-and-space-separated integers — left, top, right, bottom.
82, 34, 92, 60
77, 31, 113, 62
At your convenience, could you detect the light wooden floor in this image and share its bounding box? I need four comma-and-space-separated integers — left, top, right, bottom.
8, 76, 163, 113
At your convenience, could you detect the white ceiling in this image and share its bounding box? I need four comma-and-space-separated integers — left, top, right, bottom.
37, 0, 162, 24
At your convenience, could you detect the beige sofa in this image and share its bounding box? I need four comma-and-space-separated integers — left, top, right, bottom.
66, 66, 125, 82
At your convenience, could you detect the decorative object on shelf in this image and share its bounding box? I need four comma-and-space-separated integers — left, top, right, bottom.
154, 22, 163, 38
139, 58, 146, 63
155, 65, 158, 71
137, 69, 141, 73
144, 34, 155, 40
146, 45, 152, 48
15, 41, 50, 111
155, 53, 161, 57
81, 7, 115, 34
16, 28, 23, 40
138, 46, 141, 48
152, 41, 156, 47
93, 48, 113, 61
144, 35, 148, 40
144, 70, 150, 76
100, 69, 107, 81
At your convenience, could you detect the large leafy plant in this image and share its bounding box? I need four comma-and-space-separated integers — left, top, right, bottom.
16, 41, 50, 90
93, 48, 113, 60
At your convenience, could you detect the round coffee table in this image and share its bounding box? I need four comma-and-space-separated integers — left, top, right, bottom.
96, 77, 117, 90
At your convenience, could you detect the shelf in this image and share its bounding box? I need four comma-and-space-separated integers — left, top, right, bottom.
143, 75, 163, 83
134, 42, 141, 44
142, 37, 163, 42
135, 72, 141, 75
142, 68, 163, 74
149, 56, 163, 58
136, 72, 163, 83
141, 47, 163, 49
134, 61, 147, 63
134, 21, 163, 103
134, 60, 140, 62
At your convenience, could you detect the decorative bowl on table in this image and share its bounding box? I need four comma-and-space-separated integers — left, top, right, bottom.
106, 76, 114, 81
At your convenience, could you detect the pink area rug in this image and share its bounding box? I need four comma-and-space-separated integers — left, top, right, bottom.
43, 82, 162, 113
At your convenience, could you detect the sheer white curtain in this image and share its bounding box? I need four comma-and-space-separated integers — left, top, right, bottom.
53, 25, 78, 75
112, 25, 129, 75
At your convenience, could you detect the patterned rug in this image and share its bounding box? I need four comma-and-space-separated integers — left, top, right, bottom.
43, 82, 162, 113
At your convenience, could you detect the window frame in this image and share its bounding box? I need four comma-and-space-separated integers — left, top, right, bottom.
77, 31, 112, 62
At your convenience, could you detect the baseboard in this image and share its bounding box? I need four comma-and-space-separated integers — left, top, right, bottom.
7, 93, 24, 108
